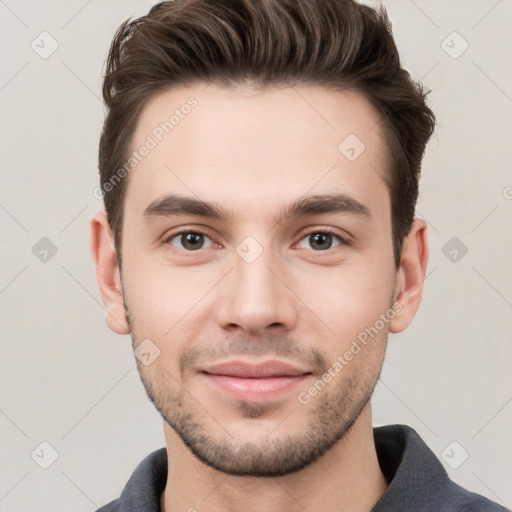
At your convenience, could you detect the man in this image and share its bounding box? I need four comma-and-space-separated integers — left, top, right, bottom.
90, 0, 508, 510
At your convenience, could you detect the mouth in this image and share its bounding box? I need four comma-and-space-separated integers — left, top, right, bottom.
200, 360, 313, 402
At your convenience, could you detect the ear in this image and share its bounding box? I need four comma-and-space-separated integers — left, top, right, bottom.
89, 211, 130, 335
389, 218, 429, 334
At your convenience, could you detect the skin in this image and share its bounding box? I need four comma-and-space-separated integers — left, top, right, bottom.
90, 83, 428, 512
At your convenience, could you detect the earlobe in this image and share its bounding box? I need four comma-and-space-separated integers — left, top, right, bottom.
389, 219, 429, 334
89, 211, 130, 335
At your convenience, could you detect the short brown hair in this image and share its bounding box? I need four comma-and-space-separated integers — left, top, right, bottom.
99, 0, 435, 268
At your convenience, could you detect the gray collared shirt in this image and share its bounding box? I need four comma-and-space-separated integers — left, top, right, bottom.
96, 424, 509, 511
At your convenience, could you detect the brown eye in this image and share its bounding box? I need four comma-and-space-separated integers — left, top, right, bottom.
168, 231, 213, 251
297, 231, 343, 251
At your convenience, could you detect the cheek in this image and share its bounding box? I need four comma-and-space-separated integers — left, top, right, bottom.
120, 215, 188, 329
122, 259, 189, 338
122, 258, 220, 366
298, 264, 395, 345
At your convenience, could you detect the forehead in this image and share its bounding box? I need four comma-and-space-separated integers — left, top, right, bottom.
124, 83, 390, 224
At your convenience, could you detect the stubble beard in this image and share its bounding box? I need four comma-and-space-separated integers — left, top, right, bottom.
129, 331, 385, 476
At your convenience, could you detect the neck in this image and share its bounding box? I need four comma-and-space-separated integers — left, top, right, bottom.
160, 404, 388, 512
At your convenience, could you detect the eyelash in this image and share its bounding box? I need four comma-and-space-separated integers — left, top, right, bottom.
163, 228, 349, 254
296, 229, 348, 253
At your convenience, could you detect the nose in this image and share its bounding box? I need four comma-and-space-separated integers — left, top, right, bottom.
214, 246, 299, 336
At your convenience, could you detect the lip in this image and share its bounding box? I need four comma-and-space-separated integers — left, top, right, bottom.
200, 360, 311, 402
202, 360, 309, 378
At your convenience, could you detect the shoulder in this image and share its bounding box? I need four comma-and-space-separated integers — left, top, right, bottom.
373, 425, 510, 512
453, 492, 510, 512
95, 501, 121, 512
93, 447, 167, 512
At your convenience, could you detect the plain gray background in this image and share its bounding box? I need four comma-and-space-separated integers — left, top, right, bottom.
1, 0, 511, 510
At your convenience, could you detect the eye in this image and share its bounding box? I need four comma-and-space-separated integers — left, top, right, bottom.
297, 230, 345, 251
166, 230, 215, 251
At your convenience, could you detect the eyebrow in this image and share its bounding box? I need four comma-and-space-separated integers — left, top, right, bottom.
277, 193, 371, 223
143, 194, 233, 223
142, 192, 371, 224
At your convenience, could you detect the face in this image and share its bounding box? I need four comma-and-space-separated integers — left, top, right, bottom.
99, 83, 416, 476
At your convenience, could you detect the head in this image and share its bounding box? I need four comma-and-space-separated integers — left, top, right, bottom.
91, 0, 434, 477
